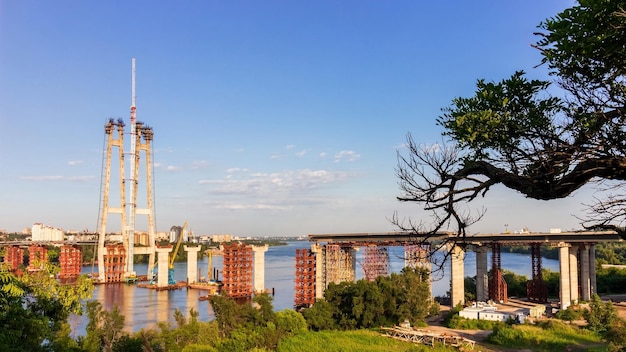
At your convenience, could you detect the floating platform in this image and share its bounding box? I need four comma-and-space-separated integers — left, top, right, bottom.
137, 282, 187, 291
188, 281, 222, 296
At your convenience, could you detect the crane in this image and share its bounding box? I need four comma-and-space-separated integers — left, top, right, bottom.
167, 221, 188, 285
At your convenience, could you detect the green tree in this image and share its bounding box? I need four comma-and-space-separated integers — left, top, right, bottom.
83, 300, 126, 352
155, 309, 220, 352
310, 267, 437, 330
394, 0, 626, 245
301, 299, 337, 331
0, 265, 93, 351
583, 294, 619, 335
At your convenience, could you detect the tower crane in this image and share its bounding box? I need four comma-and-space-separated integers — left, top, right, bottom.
167, 221, 187, 285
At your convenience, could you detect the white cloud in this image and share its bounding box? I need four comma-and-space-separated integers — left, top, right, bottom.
199, 169, 348, 196
67, 160, 84, 166
214, 203, 291, 210
334, 150, 360, 163
296, 150, 307, 157
166, 165, 180, 172
285, 144, 295, 150
191, 160, 210, 170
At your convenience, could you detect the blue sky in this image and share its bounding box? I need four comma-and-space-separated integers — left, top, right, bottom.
1, 1, 589, 236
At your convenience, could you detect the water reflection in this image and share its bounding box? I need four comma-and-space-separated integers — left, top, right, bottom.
73, 241, 560, 335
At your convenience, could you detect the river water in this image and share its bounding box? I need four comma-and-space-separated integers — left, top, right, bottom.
71, 241, 560, 336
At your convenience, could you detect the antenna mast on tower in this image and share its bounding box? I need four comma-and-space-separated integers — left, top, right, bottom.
127, 58, 137, 276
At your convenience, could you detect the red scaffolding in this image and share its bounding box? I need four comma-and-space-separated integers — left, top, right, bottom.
222, 243, 253, 298
294, 248, 316, 307
526, 242, 548, 303
362, 245, 390, 281
4, 246, 24, 274
488, 243, 508, 303
103, 244, 126, 283
28, 245, 48, 272
59, 245, 82, 282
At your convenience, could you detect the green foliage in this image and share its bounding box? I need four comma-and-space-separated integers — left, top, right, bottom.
309, 267, 437, 330
555, 306, 583, 323
537, 0, 626, 95
501, 270, 528, 298
542, 269, 561, 298
0, 264, 93, 351
209, 293, 307, 351
583, 294, 620, 335
277, 329, 456, 352
486, 319, 603, 352
597, 267, 626, 294
83, 300, 126, 352
275, 309, 307, 335
446, 314, 505, 330
441, 303, 463, 328
302, 299, 337, 331
464, 276, 476, 302
595, 243, 626, 265
154, 308, 220, 352
438, 71, 561, 160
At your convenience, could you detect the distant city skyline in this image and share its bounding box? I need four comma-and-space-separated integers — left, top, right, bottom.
1, 1, 591, 237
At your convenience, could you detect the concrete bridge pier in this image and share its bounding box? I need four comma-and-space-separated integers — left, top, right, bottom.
569, 245, 579, 304
558, 242, 572, 309
252, 245, 269, 293
579, 243, 597, 301
475, 245, 489, 302
450, 244, 465, 307
590, 244, 597, 297
184, 245, 201, 284
311, 243, 325, 299
155, 246, 173, 288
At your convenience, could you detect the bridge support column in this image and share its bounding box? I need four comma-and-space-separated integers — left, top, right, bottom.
558, 243, 571, 309
580, 244, 591, 301
311, 244, 325, 299
184, 245, 201, 284
476, 246, 489, 302
590, 244, 597, 297
252, 245, 269, 293
450, 244, 465, 307
568, 245, 579, 304
155, 246, 173, 288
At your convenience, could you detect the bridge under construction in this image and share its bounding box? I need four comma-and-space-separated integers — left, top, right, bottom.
295, 231, 623, 309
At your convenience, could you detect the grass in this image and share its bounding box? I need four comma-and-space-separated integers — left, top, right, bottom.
486, 320, 605, 351
277, 329, 457, 352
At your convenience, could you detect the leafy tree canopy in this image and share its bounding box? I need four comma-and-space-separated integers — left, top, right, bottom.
396, 0, 626, 240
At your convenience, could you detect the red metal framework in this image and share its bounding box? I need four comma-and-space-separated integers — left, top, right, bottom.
222, 243, 253, 298
103, 244, 126, 283
489, 243, 508, 303
362, 245, 390, 281
59, 245, 82, 282
28, 245, 48, 272
294, 248, 316, 308
4, 246, 24, 274
526, 242, 547, 303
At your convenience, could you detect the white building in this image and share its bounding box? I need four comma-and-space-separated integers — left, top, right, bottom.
459, 303, 526, 324
31, 223, 64, 242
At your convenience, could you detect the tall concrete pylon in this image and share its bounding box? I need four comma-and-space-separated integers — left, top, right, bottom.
97, 59, 157, 283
